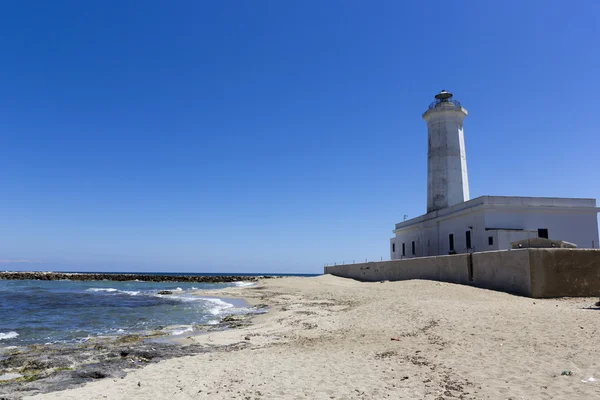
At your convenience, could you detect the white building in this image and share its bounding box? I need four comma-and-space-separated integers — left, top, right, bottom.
390, 91, 600, 259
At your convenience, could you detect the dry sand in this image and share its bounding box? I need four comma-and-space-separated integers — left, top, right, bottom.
30, 275, 600, 399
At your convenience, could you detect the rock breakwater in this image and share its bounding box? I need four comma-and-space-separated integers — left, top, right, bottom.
0, 272, 275, 283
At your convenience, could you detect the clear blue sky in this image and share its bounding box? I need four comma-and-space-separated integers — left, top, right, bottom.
1, 1, 599, 273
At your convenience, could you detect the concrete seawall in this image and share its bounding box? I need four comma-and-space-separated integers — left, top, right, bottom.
324, 249, 600, 298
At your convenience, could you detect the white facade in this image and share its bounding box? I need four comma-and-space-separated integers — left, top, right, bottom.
390, 196, 600, 259
389, 91, 600, 259
424, 94, 469, 212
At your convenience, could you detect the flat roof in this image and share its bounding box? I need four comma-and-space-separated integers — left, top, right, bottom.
394, 195, 598, 231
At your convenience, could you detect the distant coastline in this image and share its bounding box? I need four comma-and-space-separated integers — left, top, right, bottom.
0, 271, 296, 283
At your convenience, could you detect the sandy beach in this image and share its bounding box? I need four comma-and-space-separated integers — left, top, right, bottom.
28, 275, 600, 399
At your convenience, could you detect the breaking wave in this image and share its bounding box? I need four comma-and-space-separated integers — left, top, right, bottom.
0, 332, 19, 340
233, 281, 256, 287
171, 326, 194, 336
198, 297, 235, 315
87, 288, 140, 296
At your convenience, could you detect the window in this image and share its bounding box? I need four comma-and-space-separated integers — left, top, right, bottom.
488, 236, 494, 246
466, 230, 472, 249
411, 241, 416, 255
392, 243, 395, 253
538, 229, 549, 239
449, 234, 454, 252
402, 243, 406, 257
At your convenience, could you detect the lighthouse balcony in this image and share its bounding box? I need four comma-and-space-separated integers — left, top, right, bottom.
428, 98, 462, 110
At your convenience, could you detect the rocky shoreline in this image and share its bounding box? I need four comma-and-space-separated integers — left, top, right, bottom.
0, 272, 277, 283
0, 309, 264, 399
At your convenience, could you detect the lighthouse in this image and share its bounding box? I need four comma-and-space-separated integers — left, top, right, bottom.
386, 90, 598, 260
423, 90, 469, 213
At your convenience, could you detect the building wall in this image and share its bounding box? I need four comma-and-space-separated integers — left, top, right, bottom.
485, 208, 599, 249
495, 230, 537, 251
391, 224, 427, 259
391, 197, 600, 259
326, 249, 600, 298
391, 209, 488, 259
436, 210, 486, 255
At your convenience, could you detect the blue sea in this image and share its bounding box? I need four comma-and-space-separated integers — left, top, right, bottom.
0, 278, 261, 347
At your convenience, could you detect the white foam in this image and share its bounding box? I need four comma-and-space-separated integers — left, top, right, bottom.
175, 287, 183, 292
233, 281, 255, 287
171, 326, 194, 336
87, 288, 140, 296
0, 332, 19, 340
199, 297, 235, 315
155, 294, 200, 303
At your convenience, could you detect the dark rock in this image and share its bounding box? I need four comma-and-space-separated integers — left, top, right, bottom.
157, 290, 173, 295
21, 358, 50, 372
221, 315, 243, 323
220, 315, 250, 329
0, 340, 250, 397
77, 370, 108, 379
0, 272, 279, 284
131, 351, 155, 360
117, 335, 142, 343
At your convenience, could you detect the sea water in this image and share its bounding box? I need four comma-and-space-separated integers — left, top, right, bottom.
0, 279, 256, 346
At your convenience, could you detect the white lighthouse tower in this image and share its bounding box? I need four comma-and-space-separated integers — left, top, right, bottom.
423, 90, 469, 213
